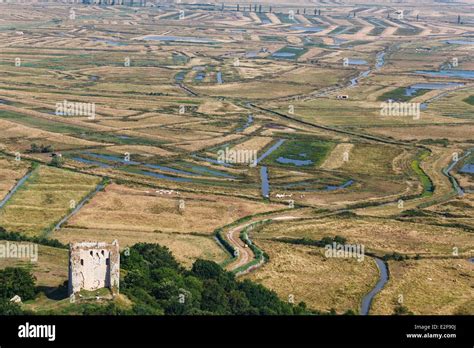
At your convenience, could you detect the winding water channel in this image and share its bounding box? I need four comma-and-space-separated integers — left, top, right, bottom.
360, 257, 389, 315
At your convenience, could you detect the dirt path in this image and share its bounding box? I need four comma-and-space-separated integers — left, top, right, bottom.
225, 215, 299, 273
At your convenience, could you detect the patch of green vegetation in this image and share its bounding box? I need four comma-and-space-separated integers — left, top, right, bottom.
463, 95, 474, 106
172, 53, 189, 65
264, 137, 335, 167
271, 46, 308, 60
260, 35, 286, 42
382, 252, 409, 261
393, 304, 414, 315
411, 151, 434, 198
395, 27, 422, 36
275, 235, 348, 248
0, 267, 37, 302
78, 287, 112, 298
398, 209, 431, 218
344, 26, 362, 34
419, 138, 449, 147
377, 87, 430, 102
340, 40, 372, 47
368, 27, 385, 36
120, 243, 312, 315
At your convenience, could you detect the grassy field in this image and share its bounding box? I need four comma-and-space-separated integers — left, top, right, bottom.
0, 2, 472, 316
251, 215, 473, 257
263, 137, 335, 168
55, 183, 285, 235
372, 258, 474, 315
0, 165, 101, 236
245, 240, 378, 314
0, 156, 30, 201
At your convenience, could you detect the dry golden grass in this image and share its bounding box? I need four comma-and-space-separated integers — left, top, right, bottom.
0, 165, 100, 236
62, 183, 285, 235
253, 216, 473, 257
175, 133, 243, 152
245, 240, 378, 313
104, 145, 174, 158
320, 143, 354, 170
371, 258, 474, 315
0, 118, 100, 153
197, 100, 244, 115
230, 136, 274, 154
0, 156, 29, 201
369, 124, 474, 141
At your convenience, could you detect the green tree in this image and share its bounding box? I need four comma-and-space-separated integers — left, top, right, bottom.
0, 267, 37, 301
0, 299, 23, 315
191, 259, 224, 280
201, 279, 229, 314
50, 155, 64, 168
30, 143, 39, 153
228, 290, 250, 315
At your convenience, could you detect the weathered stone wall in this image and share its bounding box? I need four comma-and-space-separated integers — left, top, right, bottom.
68, 240, 120, 296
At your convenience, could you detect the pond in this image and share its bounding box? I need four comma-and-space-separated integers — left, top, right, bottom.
325, 180, 354, 191
92, 38, 128, 46
217, 71, 223, 84
460, 164, 474, 174
406, 82, 464, 96
276, 157, 313, 166
444, 40, 474, 45
415, 70, 474, 79
260, 166, 270, 198
348, 59, 368, 65
195, 72, 205, 81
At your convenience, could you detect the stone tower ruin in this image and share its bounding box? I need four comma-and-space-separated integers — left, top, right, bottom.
68, 240, 120, 296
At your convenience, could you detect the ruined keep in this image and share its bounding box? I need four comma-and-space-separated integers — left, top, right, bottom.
68, 240, 120, 296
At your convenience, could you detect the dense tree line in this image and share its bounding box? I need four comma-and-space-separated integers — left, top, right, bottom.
29, 143, 54, 153
120, 243, 311, 315
0, 267, 37, 314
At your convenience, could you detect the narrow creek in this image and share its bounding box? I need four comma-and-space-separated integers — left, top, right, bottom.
256, 139, 286, 198
442, 148, 472, 196
360, 257, 389, 315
